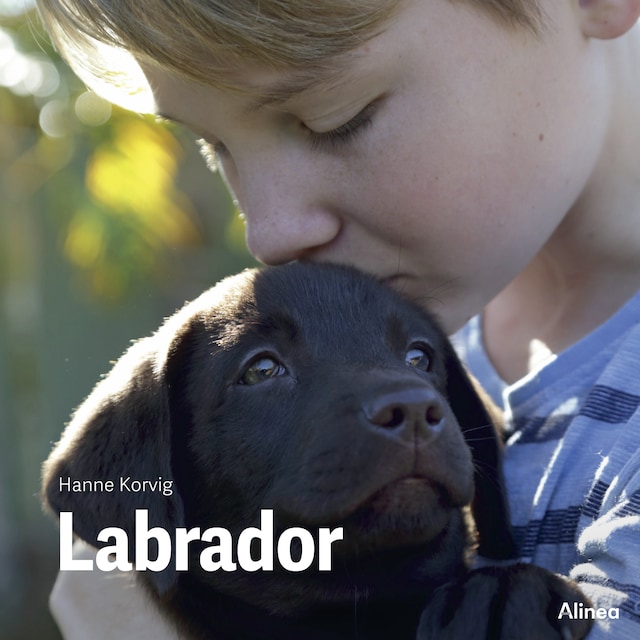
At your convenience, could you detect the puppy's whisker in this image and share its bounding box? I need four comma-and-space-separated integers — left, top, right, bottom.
471, 460, 507, 493
460, 423, 495, 435
464, 435, 504, 444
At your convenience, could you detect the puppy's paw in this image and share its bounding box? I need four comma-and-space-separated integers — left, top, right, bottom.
417, 563, 593, 640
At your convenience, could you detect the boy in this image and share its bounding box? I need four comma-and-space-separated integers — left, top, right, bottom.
38, 0, 640, 637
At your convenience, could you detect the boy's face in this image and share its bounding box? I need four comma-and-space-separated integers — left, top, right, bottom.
145, 0, 607, 331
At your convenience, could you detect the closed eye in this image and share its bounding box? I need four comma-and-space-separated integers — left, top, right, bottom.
306, 98, 382, 152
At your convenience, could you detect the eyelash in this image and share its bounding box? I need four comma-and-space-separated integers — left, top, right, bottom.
306, 100, 379, 152
196, 97, 381, 166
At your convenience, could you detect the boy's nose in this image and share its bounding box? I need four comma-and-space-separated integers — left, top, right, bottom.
244, 206, 342, 265
238, 164, 343, 265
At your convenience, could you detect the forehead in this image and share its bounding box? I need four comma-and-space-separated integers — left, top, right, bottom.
202, 265, 444, 359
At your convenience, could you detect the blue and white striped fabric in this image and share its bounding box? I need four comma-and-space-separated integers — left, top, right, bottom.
455, 290, 640, 638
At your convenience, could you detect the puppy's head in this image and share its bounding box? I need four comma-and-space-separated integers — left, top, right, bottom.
43, 263, 513, 611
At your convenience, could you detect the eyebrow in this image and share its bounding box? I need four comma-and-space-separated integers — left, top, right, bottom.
155, 54, 361, 127
154, 69, 350, 127
243, 48, 366, 112
245, 69, 350, 111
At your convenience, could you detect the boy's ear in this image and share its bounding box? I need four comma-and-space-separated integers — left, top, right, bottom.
578, 0, 640, 40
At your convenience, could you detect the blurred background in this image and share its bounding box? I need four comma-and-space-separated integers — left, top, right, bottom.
0, 2, 255, 637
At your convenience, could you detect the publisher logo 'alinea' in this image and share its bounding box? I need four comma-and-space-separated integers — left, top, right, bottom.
58, 476, 174, 496
557, 602, 620, 621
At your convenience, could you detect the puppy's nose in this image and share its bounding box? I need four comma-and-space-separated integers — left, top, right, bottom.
365, 388, 445, 439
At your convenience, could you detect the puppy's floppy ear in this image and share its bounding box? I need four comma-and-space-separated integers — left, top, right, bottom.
442, 344, 516, 559
42, 332, 185, 595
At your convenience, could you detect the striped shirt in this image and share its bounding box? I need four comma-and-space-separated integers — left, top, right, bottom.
455, 290, 640, 639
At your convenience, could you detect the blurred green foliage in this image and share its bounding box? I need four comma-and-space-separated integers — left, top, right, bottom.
1, 3, 252, 302
0, 3, 255, 639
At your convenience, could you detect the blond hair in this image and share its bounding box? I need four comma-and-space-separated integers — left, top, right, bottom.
35, 0, 543, 112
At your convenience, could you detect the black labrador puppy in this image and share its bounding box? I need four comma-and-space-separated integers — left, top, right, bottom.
43, 263, 591, 639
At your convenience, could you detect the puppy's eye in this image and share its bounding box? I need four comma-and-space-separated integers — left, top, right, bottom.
239, 357, 287, 385
405, 346, 432, 371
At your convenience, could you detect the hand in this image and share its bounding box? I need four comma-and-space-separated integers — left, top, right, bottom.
50, 541, 179, 640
